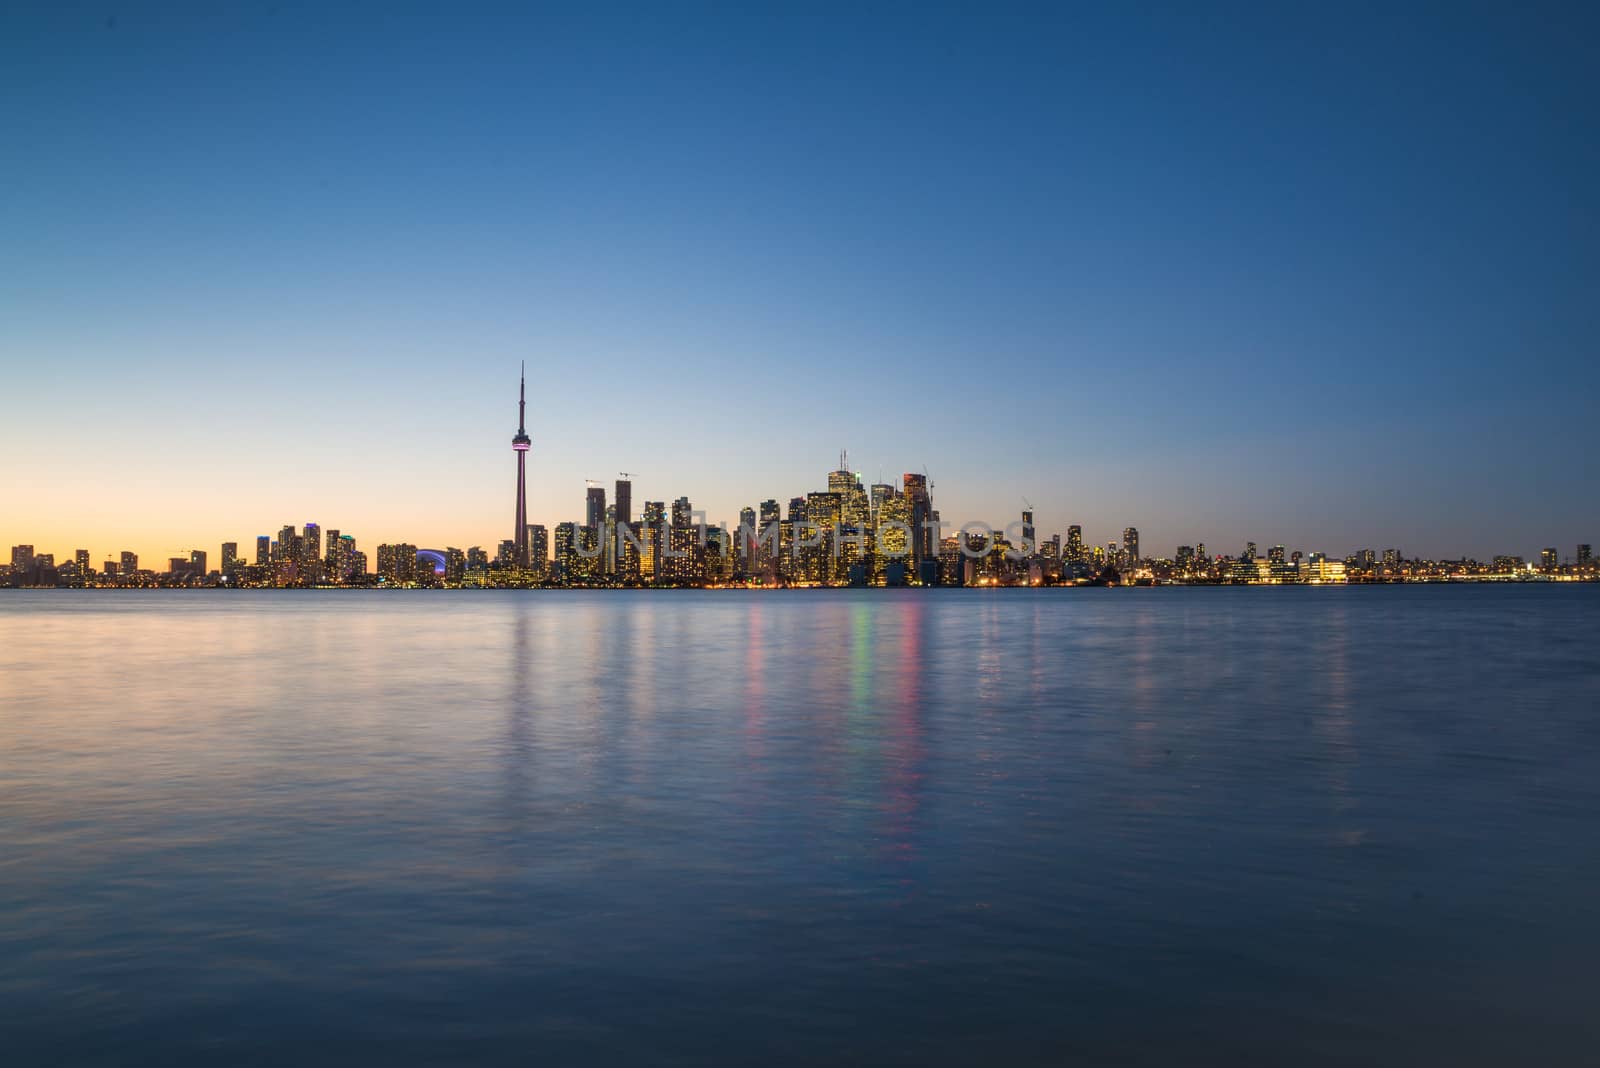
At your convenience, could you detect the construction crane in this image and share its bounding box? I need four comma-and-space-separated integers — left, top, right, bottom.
618, 471, 638, 481
584, 478, 603, 488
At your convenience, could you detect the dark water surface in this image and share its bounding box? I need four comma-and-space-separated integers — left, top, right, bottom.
2, 588, 1598, 1065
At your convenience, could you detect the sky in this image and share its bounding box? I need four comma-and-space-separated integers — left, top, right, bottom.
3, 3, 1597, 564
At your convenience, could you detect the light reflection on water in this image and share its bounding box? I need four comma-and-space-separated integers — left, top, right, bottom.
2, 587, 1599, 1065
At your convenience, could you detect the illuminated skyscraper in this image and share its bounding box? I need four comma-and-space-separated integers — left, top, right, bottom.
1066, 525, 1083, 561
902, 472, 933, 571
256, 536, 270, 566
512, 363, 533, 568
1123, 527, 1139, 563
530, 525, 548, 574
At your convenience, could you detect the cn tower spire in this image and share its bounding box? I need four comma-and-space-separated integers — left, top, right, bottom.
512, 363, 533, 570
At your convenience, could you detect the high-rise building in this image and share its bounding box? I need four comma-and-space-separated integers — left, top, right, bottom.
1123, 527, 1140, 563
1066, 525, 1084, 561
1020, 509, 1035, 555
11, 545, 34, 571
1540, 547, 1559, 571
671, 496, 694, 528
587, 485, 607, 531
614, 479, 632, 528
75, 549, 91, 574
530, 525, 548, 573
902, 472, 933, 572
512, 363, 533, 568
737, 506, 757, 578
190, 549, 207, 575
221, 542, 238, 571
256, 536, 270, 566
120, 551, 138, 575
1268, 544, 1285, 565
1579, 544, 1593, 569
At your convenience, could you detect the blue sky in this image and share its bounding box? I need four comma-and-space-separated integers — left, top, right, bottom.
3, 3, 1596, 561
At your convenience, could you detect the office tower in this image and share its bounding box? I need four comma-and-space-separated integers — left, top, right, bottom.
870, 482, 895, 525
614, 478, 632, 527
875, 492, 910, 578
805, 491, 842, 584
1541, 547, 1559, 571
75, 549, 90, 574
190, 550, 207, 575
1196, 542, 1206, 562
303, 523, 321, 563
512, 363, 533, 568
1017, 509, 1035, 555
221, 542, 238, 571
1176, 545, 1194, 567
1123, 527, 1140, 563
1245, 541, 1258, 560
758, 499, 781, 579
497, 539, 516, 565
1268, 545, 1285, 565
737, 506, 757, 577
121, 551, 138, 574
11, 545, 34, 571
1382, 548, 1398, 570
445, 548, 466, 583
321, 530, 340, 577
902, 472, 933, 571
1579, 544, 1593, 568
530, 525, 548, 573
467, 546, 489, 572
1044, 534, 1060, 560
830, 453, 870, 528
256, 536, 270, 566
554, 523, 577, 578
587, 485, 607, 531
671, 496, 693, 528
640, 501, 665, 580
1066, 525, 1084, 561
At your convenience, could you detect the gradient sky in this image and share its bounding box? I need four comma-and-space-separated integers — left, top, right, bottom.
3, 3, 1597, 564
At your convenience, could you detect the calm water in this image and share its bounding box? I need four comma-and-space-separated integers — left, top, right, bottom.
2, 588, 1598, 1065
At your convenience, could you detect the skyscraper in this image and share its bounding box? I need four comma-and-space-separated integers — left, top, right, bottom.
512, 363, 533, 568
530, 524, 548, 574
614, 478, 632, 528
1123, 527, 1139, 563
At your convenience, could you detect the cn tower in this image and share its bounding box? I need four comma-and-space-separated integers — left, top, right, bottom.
512, 362, 532, 568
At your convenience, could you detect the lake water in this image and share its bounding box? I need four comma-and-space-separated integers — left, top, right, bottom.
2, 588, 1598, 1065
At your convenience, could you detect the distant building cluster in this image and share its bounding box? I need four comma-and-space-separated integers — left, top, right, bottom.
6, 508, 1594, 591
5, 373, 1594, 590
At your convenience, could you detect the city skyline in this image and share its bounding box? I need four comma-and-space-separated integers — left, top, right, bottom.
4, 8, 1598, 560
3, 361, 1595, 573
6, 368, 1594, 589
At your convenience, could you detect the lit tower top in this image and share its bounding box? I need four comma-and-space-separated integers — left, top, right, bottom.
513, 361, 532, 452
